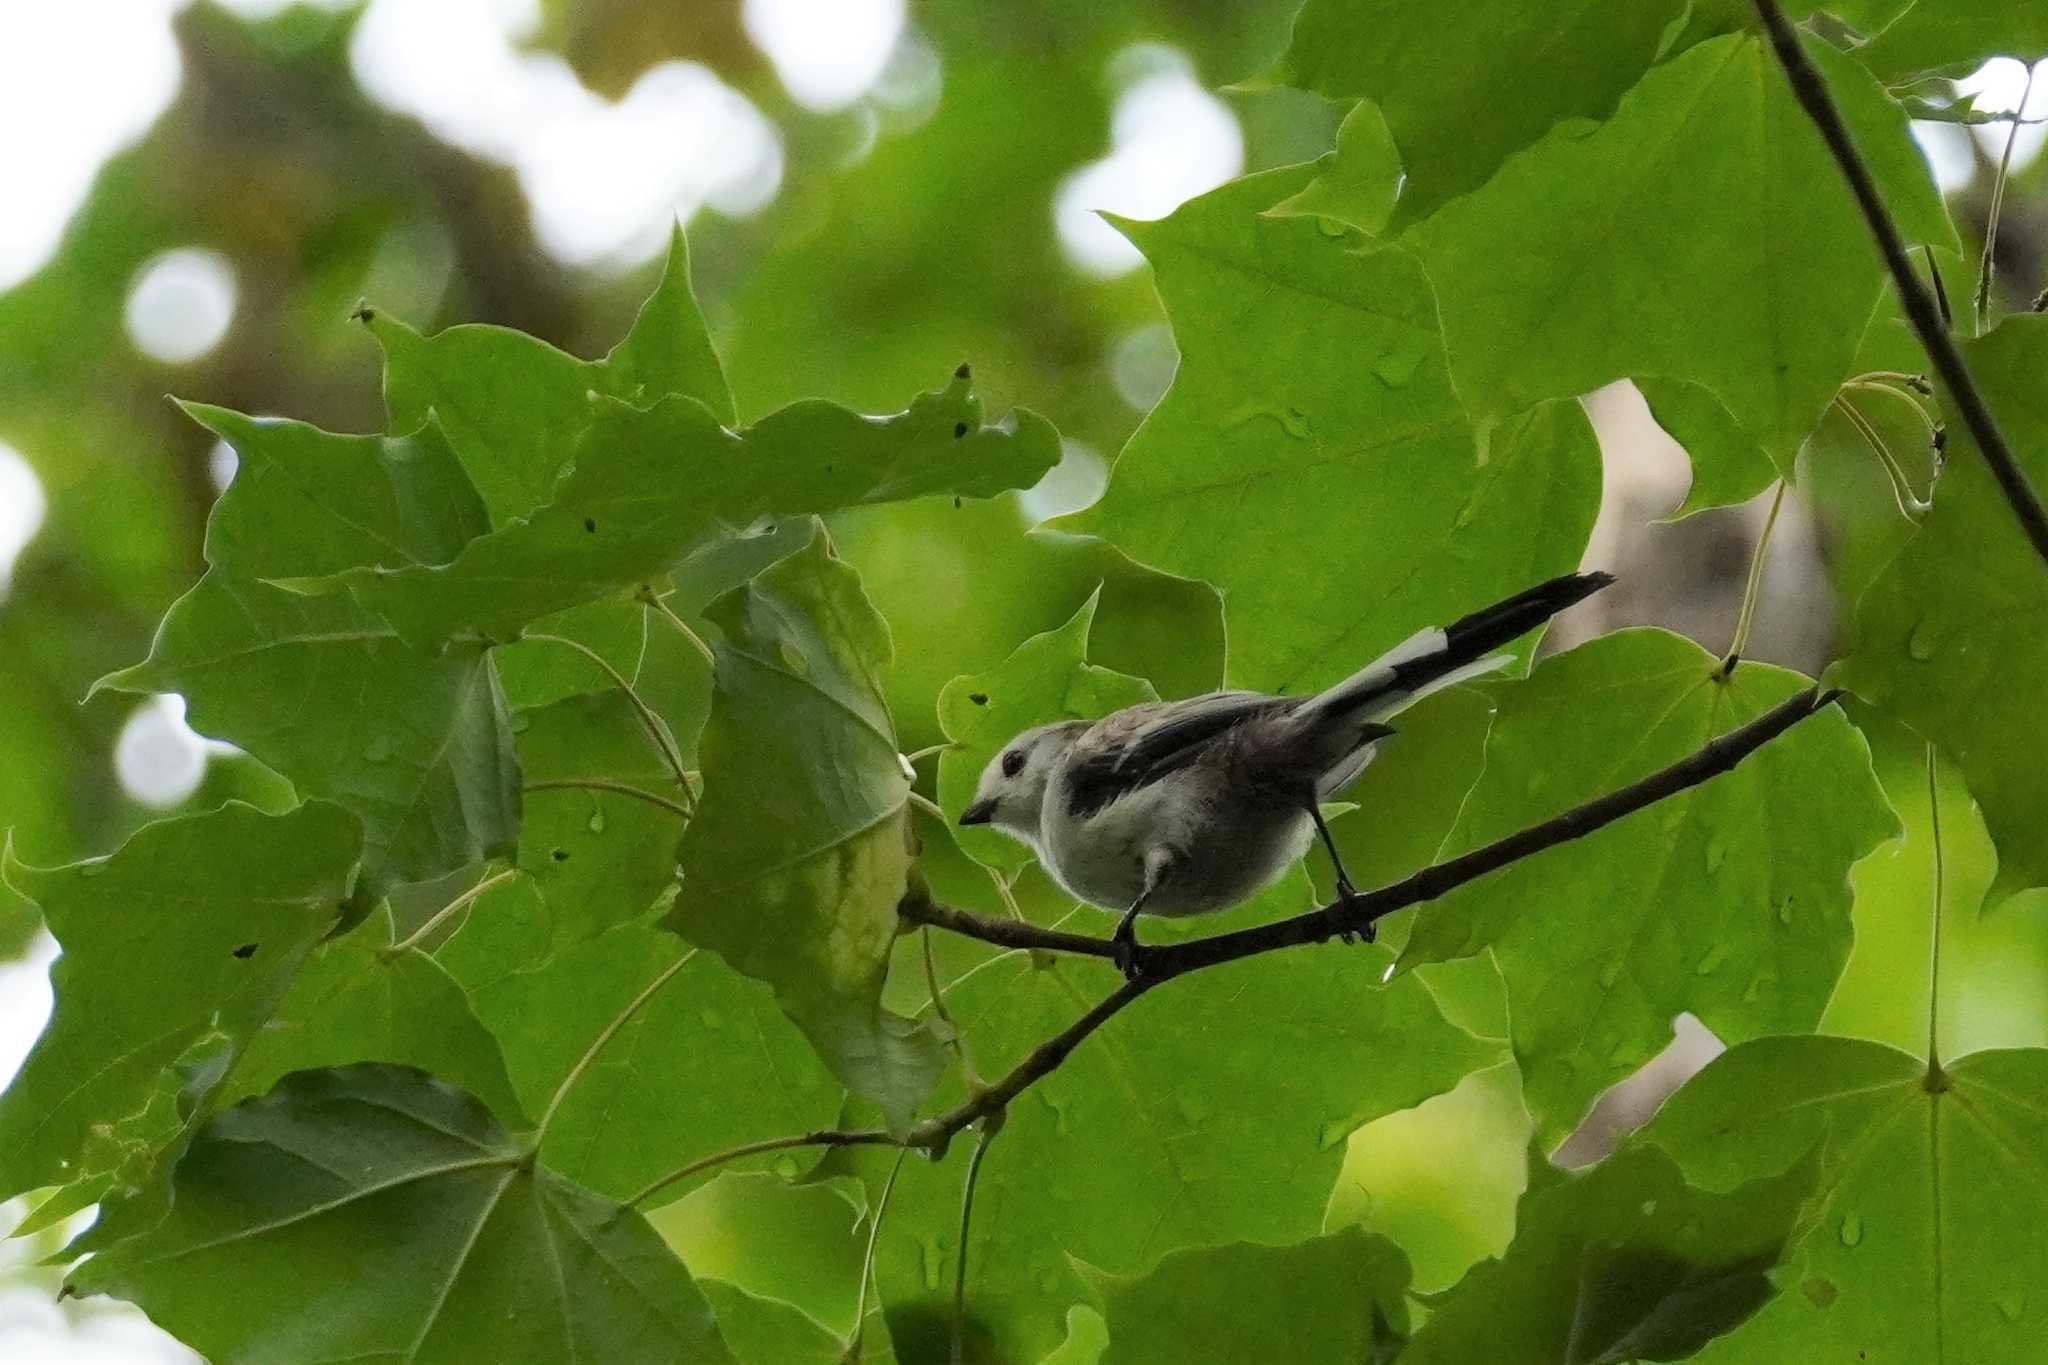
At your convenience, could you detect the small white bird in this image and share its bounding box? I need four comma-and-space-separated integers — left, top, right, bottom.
959, 572, 1613, 976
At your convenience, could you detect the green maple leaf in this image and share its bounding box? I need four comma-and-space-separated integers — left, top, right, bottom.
1400, 629, 1898, 1142
1058, 167, 1601, 695
0, 802, 358, 1207
668, 528, 943, 1131
1406, 31, 1955, 474
1838, 314, 2048, 901
1401, 1144, 1814, 1363
68, 1064, 739, 1365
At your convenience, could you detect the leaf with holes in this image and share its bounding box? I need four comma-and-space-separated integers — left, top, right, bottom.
366, 224, 733, 527
323, 370, 1060, 651
0, 802, 358, 1208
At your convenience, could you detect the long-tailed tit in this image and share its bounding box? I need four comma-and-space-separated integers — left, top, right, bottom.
960, 572, 1614, 977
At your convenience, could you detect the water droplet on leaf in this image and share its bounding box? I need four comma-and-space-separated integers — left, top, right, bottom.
363, 735, 393, 763
587, 809, 606, 834
1704, 839, 1727, 873
1839, 1213, 1863, 1247
1907, 620, 1941, 661
771, 1154, 800, 1180
1997, 1286, 2027, 1321
921, 1240, 945, 1290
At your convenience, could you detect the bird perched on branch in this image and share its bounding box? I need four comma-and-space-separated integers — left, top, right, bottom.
960, 572, 1615, 978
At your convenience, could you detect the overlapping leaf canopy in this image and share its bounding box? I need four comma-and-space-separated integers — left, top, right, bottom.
7, 5, 2048, 1361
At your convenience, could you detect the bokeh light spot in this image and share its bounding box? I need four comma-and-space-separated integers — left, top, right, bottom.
113, 694, 209, 808
743, 0, 905, 113
1055, 47, 1244, 277
123, 249, 237, 364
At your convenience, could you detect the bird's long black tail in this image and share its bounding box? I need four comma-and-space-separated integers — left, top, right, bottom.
1307, 571, 1615, 724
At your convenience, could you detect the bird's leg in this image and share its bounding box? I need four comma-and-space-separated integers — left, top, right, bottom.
1305, 795, 1374, 946
1112, 850, 1174, 981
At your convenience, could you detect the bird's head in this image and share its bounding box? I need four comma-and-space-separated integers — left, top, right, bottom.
958, 721, 1083, 847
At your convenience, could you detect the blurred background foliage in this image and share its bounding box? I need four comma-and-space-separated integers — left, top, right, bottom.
3, 0, 2047, 1358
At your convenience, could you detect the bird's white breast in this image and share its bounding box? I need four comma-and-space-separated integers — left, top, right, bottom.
1038, 764, 1314, 917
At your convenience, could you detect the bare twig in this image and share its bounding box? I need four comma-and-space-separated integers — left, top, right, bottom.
908, 686, 1844, 980
900, 894, 1118, 960
1752, 0, 2048, 568
631, 685, 1843, 1207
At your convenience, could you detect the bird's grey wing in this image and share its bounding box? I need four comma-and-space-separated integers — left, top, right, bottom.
1062, 691, 1287, 817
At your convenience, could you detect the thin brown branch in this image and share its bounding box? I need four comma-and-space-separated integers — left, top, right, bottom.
1752, 0, 2048, 569
906, 686, 1843, 981
906, 977, 1154, 1150
638, 684, 1842, 1199
900, 894, 1119, 960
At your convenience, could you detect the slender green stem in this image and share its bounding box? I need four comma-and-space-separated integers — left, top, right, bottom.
1844, 379, 1939, 436
641, 589, 719, 669
535, 949, 695, 1143
1925, 744, 1947, 1073
525, 632, 690, 790
628, 1129, 897, 1209
903, 743, 949, 765
1723, 480, 1788, 671
1849, 369, 1932, 394
848, 1149, 909, 1356
1834, 395, 1929, 520
525, 778, 694, 819
381, 867, 519, 960
1753, 0, 2048, 568
1976, 64, 2037, 334
987, 867, 1028, 925
951, 1120, 1001, 1365
908, 791, 947, 823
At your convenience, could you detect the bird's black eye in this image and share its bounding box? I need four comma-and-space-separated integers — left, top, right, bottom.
1001, 749, 1026, 778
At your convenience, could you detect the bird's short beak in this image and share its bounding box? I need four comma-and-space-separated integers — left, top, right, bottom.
959, 799, 997, 827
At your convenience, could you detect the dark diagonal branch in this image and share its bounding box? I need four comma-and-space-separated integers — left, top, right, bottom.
1751, 0, 2048, 569
900, 895, 1118, 960
912, 686, 1843, 980
632, 686, 1841, 1205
